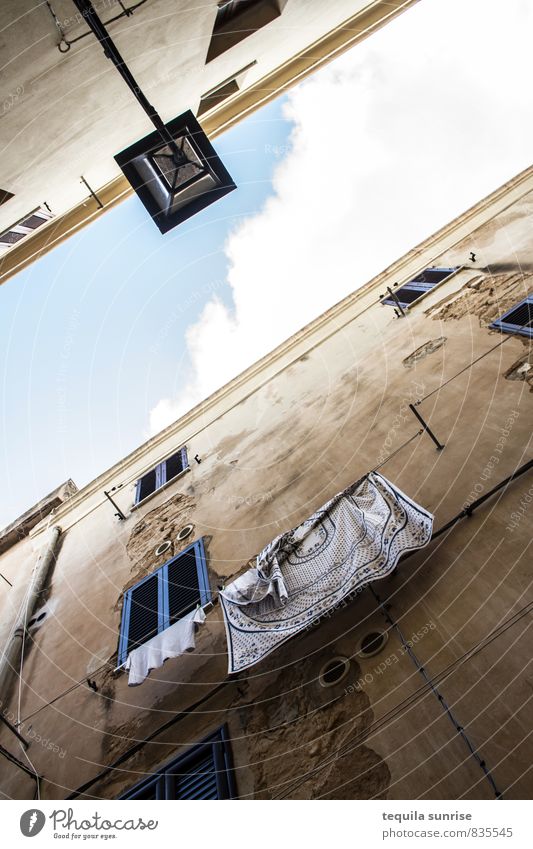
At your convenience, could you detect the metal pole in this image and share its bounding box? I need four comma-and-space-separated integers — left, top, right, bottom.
386, 287, 406, 317
80, 176, 104, 208
72, 0, 182, 157
103, 490, 126, 521
408, 403, 445, 450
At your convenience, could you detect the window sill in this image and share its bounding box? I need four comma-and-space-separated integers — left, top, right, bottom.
130, 466, 191, 513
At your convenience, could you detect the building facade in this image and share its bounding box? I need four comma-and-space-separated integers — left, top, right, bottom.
0, 163, 532, 800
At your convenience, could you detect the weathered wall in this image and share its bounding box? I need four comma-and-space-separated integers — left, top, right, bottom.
0, 169, 532, 800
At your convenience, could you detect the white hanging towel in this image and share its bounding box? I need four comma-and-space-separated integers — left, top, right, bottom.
125, 606, 206, 686
220, 472, 433, 673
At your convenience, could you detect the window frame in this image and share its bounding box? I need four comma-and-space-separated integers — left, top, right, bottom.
120, 727, 236, 800
381, 267, 459, 309
134, 446, 189, 506
117, 538, 211, 666
490, 295, 533, 339
0, 206, 54, 251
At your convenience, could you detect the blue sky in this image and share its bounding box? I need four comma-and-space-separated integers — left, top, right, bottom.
1, 0, 532, 529
0, 97, 292, 526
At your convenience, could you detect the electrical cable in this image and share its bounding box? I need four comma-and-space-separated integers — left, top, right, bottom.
17, 427, 425, 724
272, 599, 533, 800
368, 585, 502, 798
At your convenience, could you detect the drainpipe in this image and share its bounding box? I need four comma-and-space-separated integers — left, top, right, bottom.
0, 526, 61, 711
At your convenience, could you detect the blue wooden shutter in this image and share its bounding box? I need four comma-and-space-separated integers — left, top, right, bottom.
118, 572, 162, 665
163, 539, 211, 626
121, 728, 235, 800
118, 539, 209, 665
490, 296, 533, 338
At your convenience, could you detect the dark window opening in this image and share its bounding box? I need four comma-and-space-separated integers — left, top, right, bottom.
0, 189, 14, 206
206, 0, 282, 63
0, 206, 54, 251
164, 449, 186, 482
198, 79, 240, 116
134, 447, 188, 504
121, 728, 235, 800
118, 539, 210, 666
490, 296, 533, 338
381, 267, 458, 309
137, 468, 157, 502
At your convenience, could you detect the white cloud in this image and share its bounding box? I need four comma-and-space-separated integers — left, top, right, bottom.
149, 0, 533, 435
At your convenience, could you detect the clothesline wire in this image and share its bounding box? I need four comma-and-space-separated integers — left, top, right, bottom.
17, 451, 532, 725
418, 308, 533, 405
65, 536, 533, 802
68, 595, 533, 801
372, 429, 423, 471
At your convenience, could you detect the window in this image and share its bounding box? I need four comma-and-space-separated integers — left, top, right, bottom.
135, 447, 188, 504
206, 0, 283, 63
0, 206, 53, 252
0, 189, 14, 206
118, 539, 211, 666
197, 61, 257, 117
198, 78, 239, 116
121, 728, 235, 799
490, 295, 533, 338
381, 267, 458, 309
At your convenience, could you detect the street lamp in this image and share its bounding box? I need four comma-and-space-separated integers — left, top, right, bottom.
72, 0, 236, 232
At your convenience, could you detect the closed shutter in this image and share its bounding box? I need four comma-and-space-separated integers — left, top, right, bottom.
171, 749, 219, 800
118, 538, 209, 665
121, 728, 235, 799
491, 297, 533, 337
126, 573, 160, 653
166, 547, 201, 623
501, 301, 533, 329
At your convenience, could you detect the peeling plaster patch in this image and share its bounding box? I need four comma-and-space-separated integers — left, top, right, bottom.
120, 493, 195, 601
240, 649, 390, 799
425, 272, 532, 330
504, 354, 533, 391
403, 337, 447, 369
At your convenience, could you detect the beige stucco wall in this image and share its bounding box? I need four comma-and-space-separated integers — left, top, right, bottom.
0, 165, 532, 800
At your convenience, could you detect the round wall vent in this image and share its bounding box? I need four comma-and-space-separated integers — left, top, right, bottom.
318, 656, 350, 688
177, 523, 194, 542
155, 540, 172, 557
357, 630, 388, 658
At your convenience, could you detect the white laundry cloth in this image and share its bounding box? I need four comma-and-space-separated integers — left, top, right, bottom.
125, 606, 206, 686
220, 472, 433, 673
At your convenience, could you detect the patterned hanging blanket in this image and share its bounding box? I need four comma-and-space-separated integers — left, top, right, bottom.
220, 472, 433, 673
